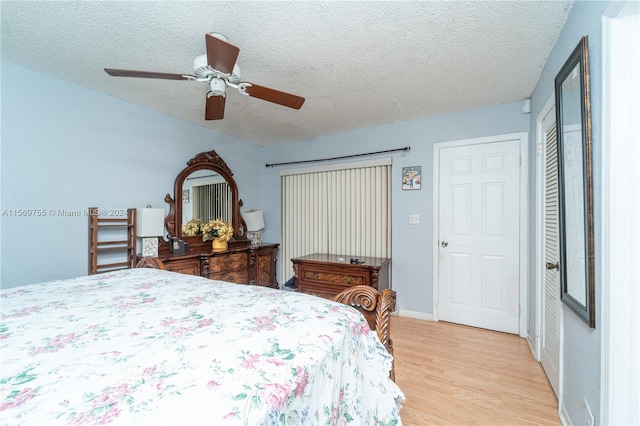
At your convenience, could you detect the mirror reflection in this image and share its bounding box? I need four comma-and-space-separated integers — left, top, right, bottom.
181, 170, 232, 230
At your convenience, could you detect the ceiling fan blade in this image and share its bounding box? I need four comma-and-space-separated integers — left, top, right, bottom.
104, 68, 195, 80
242, 83, 305, 109
205, 94, 226, 120
206, 34, 239, 75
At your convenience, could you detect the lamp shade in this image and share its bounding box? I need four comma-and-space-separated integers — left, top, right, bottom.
136, 208, 165, 237
244, 209, 265, 232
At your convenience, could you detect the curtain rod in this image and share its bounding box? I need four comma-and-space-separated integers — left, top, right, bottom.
265, 146, 410, 168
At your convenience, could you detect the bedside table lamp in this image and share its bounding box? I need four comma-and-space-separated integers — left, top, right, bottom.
244, 209, 264, 248
136, 207, 165, 257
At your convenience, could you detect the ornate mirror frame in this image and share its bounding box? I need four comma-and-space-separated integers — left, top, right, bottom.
554, 35, 595, 328
164, 150, 247, 248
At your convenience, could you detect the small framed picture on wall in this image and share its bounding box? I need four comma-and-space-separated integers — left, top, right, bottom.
402, 166, 421, 190
182, 189, 190, 203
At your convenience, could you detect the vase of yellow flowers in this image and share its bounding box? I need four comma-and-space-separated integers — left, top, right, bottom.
201, 218, 234, 252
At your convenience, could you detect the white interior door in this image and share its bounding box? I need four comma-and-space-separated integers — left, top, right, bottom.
437, 138, 520, 334
541, 113, 561, 398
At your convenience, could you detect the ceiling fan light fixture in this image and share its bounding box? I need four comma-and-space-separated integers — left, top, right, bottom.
208, 32, 229, 42
193, 53, 240, 83
209, 78, 226, 96
193, 54, 212, 79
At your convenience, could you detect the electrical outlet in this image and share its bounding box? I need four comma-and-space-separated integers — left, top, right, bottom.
584, 397, 595, 426
409, 214, 419, 224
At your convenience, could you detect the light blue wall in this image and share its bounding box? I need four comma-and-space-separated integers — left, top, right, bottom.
0, 61, 263, 288
262, 102, 530, 314
528, 1, 608, 423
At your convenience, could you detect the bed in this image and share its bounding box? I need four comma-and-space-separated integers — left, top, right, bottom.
0, 267, 405, 425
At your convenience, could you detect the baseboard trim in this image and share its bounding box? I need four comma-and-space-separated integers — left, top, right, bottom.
398, 309, 434, 321
526, 335, 537, 359
559, 403, 571, 426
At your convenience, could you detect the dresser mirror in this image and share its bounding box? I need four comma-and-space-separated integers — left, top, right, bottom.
164, 150, 247, 245
554, 35, 595, 328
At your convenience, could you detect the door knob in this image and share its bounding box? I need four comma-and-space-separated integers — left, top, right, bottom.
441, 241, 448, 247
546, 262, 559, 271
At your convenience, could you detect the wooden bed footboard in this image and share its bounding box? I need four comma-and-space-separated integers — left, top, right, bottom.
135, 257, 167, 270
332, 286, 397, 381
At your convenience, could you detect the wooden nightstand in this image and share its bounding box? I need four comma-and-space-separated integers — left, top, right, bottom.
292, 253, 390, 299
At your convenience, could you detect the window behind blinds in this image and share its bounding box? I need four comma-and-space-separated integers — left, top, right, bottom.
280, 158, 392, 282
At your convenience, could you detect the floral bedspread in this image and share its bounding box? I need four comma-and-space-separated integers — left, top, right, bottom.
0, 268, 404, 425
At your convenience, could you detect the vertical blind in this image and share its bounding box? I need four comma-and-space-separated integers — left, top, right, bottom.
192, 183, 232, 222
280, 159, 392, 282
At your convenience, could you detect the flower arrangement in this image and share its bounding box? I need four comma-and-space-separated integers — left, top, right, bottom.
201, 219, 234, 242
182, 219, 204, 236
182, 218, 233, 242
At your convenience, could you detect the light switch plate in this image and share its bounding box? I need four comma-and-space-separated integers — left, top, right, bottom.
409, 214, 420, 224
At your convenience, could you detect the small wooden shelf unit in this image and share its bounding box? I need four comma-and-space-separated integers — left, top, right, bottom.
88, 207, 137, 274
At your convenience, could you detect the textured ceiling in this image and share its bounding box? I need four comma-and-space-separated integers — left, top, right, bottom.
1, 1, 573, 146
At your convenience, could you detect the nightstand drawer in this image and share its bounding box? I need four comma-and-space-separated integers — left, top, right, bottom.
299, 269, 368, 286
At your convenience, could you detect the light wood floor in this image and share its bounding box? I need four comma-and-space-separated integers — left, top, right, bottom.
392, 316, 560, 425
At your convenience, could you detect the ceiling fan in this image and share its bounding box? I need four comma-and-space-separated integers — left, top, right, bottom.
104, 33, 305, 120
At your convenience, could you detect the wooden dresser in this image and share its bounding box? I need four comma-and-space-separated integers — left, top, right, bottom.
292, 253, 390, 299
149, 149, 280, 289
152, 243, 279, 288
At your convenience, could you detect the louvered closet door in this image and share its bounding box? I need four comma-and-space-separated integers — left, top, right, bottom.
541, 117, 561, 398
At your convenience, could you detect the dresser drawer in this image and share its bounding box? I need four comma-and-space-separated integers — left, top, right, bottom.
164, 258, 200, 276
208, 269, 249, 284
208, 252, 247, 273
